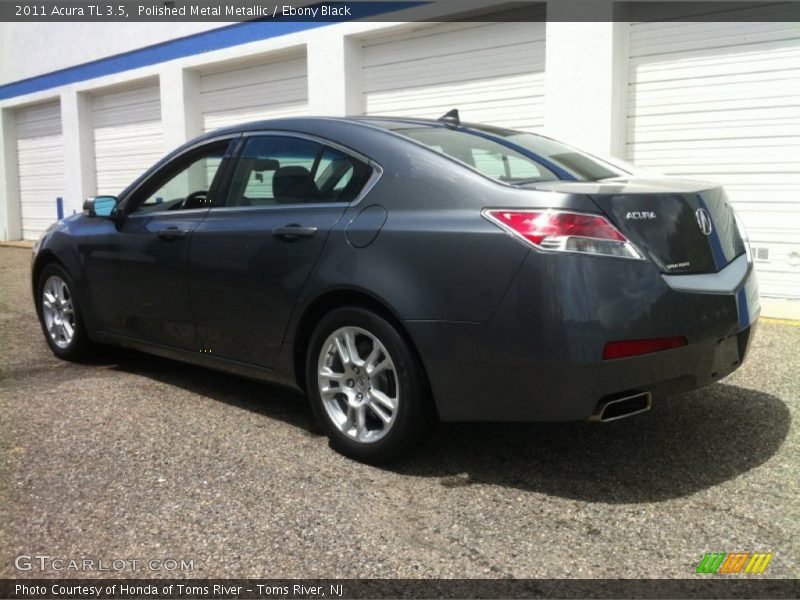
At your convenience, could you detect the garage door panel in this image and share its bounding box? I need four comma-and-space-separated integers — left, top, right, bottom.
630, 46, 800, 84
629, 124, 800, 144
631, 25, 799, 57
632, 145, 800, 165
627, 16, 800, 298
362, 19, 545, 132
17, 173, 65, 189
199, 55, 308, 133
90, 84, 161, 110
366, 73, 544, 110
628, 4, 800, 46
200, 57, 306, 91
363, 22, 543, 68
631, 87, 800, 115
15, 101, 63, 241
203, 103, 307, 133
200, 80, 308, 114
17, 155, 63, 172
631, 103, 799, 123
734, 211, 800, 232
364, 43, 545, 93
92, 83, 162, 197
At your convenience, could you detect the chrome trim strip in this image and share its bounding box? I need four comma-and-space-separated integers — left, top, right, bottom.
661, 252, 750, 294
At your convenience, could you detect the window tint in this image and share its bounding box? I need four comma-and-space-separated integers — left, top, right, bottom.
227, 136, 373, 207
471, 149, 548, 181
133, 142, 228, 213
372, 122, 637, 183
472, 125, 626, 181
394, 127, 559, 184
311, 147, 372, 203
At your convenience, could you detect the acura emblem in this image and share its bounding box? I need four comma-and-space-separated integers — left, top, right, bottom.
695, 208, 713, 236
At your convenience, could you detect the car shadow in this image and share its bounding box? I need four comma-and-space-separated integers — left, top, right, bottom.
107, 348, 790, 504
398, 384, 791, 503
103, 347, 317, 432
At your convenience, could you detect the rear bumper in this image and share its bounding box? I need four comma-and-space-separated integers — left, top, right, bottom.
406, 251, 759, 422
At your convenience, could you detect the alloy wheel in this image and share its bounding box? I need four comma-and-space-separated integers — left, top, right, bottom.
317, 326, 399, 443
42, 275, 76, 349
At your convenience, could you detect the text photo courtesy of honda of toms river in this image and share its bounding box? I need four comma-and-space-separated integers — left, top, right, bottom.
32, 111, 759, 463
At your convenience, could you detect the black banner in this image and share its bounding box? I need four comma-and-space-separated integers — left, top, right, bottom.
3, 579, 800, 599
1, 0, 799, 22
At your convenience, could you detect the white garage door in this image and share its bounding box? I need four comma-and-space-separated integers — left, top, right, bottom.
91, 83, 163, 197
361, 19, 546, 132
627, 8, 800, 298
200, 54, 308, 133
15, 101, 64, 241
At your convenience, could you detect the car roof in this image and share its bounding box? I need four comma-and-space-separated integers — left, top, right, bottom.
200, 115, 519, 139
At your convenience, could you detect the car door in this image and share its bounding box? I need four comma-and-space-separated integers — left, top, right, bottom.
189, 133, 375, 367
81, 138, 236, 349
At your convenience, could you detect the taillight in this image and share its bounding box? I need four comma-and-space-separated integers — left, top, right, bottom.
483, 209, 643, 260
602, 336, 687, 360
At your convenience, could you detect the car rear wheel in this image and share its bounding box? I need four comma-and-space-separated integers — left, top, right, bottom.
306, 307, 434, 463
37, 263, 92, 361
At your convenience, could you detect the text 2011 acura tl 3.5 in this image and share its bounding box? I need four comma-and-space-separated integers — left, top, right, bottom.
32, 113, 759, 462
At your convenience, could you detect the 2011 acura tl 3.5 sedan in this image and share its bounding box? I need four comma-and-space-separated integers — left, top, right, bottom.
32, 113, 759, 463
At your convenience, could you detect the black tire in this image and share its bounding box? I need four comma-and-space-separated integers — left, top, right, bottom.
36, 263, 93, 361
305, 306, 435, 464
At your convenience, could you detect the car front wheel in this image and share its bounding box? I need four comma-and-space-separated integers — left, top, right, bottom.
306, 307, 434, 463
37, 263, 92, 361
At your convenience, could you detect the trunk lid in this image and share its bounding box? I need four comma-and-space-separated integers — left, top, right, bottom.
522, 178, 746, 274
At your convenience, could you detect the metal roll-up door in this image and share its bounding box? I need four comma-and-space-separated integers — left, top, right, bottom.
15, 101, 64, 240
91, 82, 163, 197
200, 54, 309, 133
627, 5, 800, 298
361, 18, 546, 132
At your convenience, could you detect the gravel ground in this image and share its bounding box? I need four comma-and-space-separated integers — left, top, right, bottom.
0, 246, 798, 579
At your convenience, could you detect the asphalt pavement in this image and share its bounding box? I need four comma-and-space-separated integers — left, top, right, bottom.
1, 246, 797, 579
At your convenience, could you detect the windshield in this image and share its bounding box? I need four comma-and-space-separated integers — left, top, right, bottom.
375, 121, 635, 183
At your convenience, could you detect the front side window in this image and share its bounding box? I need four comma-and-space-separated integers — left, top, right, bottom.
227, 136, 372, 207
132, 141, 230, 213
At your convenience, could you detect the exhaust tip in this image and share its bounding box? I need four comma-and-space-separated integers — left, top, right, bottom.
591, 391, 652, 422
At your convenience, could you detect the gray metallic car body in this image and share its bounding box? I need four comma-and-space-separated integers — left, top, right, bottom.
32, 117, 759, 422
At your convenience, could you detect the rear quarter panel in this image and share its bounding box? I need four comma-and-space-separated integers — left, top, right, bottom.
286, 120, 604, 327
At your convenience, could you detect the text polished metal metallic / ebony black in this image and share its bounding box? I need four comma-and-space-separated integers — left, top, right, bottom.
31, 116, 759, 463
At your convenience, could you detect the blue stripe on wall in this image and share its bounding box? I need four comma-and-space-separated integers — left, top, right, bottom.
0, 2, 424, 101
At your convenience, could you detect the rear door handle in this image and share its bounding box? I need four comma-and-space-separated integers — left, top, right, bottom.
272, 225, 318, 240
156, 227, 190, 241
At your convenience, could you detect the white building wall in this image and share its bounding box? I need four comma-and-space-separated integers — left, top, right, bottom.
0, 22, 229, 83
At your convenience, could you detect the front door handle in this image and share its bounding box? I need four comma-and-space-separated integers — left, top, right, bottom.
272, 225, 318, 240
156, 227, 190, 241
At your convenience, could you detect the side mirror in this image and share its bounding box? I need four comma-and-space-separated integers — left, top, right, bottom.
83, 196, 118, 218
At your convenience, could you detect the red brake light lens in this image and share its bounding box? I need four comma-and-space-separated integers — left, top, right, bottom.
490, 210, 625, 244
602, 336, 688, 360
484, 209, 643, 259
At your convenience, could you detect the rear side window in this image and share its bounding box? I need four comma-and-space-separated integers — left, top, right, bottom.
375, 123, 632, 183
226, 136, 372, 207
392, 127, 559, 184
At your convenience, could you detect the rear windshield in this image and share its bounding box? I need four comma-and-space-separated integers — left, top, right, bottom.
374, 122, 633, 183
